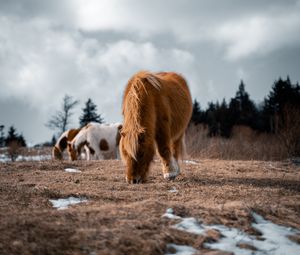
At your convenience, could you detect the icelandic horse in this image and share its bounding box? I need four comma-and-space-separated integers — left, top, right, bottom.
52, 128, 81, 160
120, 71, 192, 183
67, 122, 122, 161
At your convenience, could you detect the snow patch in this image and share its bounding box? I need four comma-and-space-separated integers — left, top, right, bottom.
166, 244, 197, 255
0, 154, 51, 162
168, 187, 178, 193
64, 168, 81, 173
49, 196, 88, 210
174, 217, 206, 235
184, 160, 198, 165
163, 209, 300, 255
162, 208, 181, 220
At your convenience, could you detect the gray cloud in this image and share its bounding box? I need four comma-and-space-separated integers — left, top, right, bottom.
0, 0, 300, 144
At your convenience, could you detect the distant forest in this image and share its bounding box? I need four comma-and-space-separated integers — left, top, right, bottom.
190, 76, 300, 138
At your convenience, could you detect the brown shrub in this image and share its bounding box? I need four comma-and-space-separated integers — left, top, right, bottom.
278, 105, 300, 157
7, 140, 22, 162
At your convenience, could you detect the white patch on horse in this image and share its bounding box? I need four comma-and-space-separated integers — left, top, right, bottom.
164, 157, 180, 180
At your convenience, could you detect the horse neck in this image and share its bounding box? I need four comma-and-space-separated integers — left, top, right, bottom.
73, 130, 87, 149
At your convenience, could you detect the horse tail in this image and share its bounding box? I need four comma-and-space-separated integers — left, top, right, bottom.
122, 71, 161, 160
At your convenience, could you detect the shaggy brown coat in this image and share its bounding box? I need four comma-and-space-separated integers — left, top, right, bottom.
120, 71, 192, 183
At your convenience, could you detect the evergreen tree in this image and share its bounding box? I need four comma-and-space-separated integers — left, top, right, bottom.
0, 125, 5, 147
263, 76, 300, 133
206, 102, 219, 136
18, 134, 27, 147
5, 126, 18, 146
5, 126, 26, 147
51, 135, 57, 146
218, 99, 232, 137
234, 80, 258, 128
190, 99, 205, 125
79, 98, 104, 127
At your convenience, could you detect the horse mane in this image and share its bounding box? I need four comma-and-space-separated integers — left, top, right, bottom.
122, 71, 161, 160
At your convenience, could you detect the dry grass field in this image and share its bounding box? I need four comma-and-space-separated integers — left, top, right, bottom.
0, 157, 299, 254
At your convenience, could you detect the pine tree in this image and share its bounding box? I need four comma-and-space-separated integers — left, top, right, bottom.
0, 125, 5, 147
18, 134, 27, 147
79, 98, 104, 127
232, 80, 258, 128
263, 76, 300, 133
5, 126, 26, 147
51, 135, 57, 146
206, 102, 218, 136
5, 126, 18, 146
190, 99, 204, 125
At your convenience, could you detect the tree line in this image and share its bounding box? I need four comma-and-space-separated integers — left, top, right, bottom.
191, 77, 300, 136
190, 76, 300, 156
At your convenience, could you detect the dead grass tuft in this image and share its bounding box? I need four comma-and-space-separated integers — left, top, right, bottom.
186, 124, 288, 160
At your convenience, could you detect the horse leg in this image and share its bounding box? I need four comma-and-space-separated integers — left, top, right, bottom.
172, 134, 185, 160
94, 147, 104, 160
156, 131, 180, 180
84, 145, 90, 161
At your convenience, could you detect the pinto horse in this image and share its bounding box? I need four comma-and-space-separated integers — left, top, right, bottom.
52, 128, 81, 160
67, 122, 122, 161
120, 71, 192, 183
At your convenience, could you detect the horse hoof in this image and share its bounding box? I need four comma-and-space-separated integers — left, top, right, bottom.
126, 177, 142, 184
163, 172, 178, 181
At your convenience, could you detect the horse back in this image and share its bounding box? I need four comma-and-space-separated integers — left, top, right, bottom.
155, 72, 192, 138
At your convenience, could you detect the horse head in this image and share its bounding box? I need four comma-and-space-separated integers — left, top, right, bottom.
52, 146, 63, 160
120, 131, 155, 183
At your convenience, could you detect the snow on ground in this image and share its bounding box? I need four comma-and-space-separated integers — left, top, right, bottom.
183, 160, 198, 165
64, 168, 81, 173
163, 208, 300, 255
165, 244, 198, 255
0, 154, 51, 162
162, 208, 181, 220
168, 187, 178, 193
49, 197, 88, 210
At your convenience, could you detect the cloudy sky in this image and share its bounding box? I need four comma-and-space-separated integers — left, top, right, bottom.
1, 0, 300, 145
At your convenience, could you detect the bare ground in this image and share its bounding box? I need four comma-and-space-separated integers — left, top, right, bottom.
0, 158, 299, 255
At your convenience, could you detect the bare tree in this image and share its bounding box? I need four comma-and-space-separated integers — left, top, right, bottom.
46, 95, 79, 134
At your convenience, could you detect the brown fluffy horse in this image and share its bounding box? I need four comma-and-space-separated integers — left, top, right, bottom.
120, 71, 192, 183
52, 128, 81, 160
